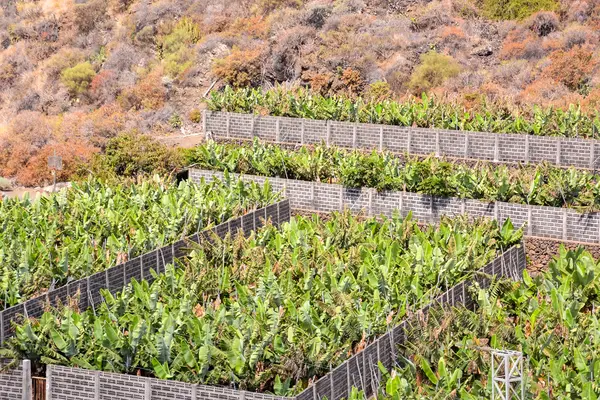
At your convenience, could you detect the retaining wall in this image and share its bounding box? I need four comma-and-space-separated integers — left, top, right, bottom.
296, 245, 526, 400
204, 111, 600, 169
190, 169, 600, 245
42, 246, 525, 400
0, 360, 27, 400
46, 365, 292, 400
0, 200, 291, 344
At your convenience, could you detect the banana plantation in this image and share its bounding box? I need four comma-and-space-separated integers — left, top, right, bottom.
4, 212, 521, 394
186, 140, 600, 211
351, 247, 600, 399
0, 176, 276, 310
208, 87, 600, 138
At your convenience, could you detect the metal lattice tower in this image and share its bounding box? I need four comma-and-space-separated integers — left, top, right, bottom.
491, 350, 524, 400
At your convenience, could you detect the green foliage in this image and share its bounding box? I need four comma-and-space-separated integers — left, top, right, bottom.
366, 246, 600, 397
479, 0, 559, 20
6, 211, 519, 393
189, 109, 202, 123
365, 81, 392, 101
61, 62, 96, 96
208, 86, 600, 138
187, 140, 600, 211
408, 51, 461, 93
158, 18, 201, 78
169, 113, 183, 128
87, 132, 184, 179
0, 176, 276, 309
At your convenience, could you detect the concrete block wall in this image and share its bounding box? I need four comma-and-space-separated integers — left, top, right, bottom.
46, 365, 292, 400
0, 360, 27, 400
204, 111, 600, 169
0, 201, 291, 345
296, 245, 526, 400
190, 168, 600, 245
42, 244, 525, 400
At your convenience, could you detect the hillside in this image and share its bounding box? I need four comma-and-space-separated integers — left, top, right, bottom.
1, 0, 599, 185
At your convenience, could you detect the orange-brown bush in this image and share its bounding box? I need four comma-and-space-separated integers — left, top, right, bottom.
224, 16, 272, 40
302, 70, 333, 95
118, 69, 167, 110
441, 26, 466, 40
520, 77, 571, 105
542, 46, 596, 91
212, 47, 264, 88
500, 31, 546, 60
14, 141, 98, 187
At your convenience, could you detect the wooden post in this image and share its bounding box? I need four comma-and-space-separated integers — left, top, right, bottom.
379, 126, 384, 152
435, 131, 440, 157
590, 142, 595, 169
556, 139, 561, 166
525, 135, 530, 164
464, 132, 469, 158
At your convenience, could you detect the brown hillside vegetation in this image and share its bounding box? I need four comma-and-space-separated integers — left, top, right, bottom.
1, 0, 600, 185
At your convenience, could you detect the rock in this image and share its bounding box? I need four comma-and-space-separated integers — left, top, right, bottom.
472, 46, 493, 57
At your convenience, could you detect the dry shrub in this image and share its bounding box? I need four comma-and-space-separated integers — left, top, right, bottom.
440, 25, 467, 51
73, 0, 108, 34
83, 104, 128, 145
118, 69, 167, 110
15, 141, 98, 187
225, 16, 272, 39
543, 46, 596, 91
441, 26, 466, 40
302, 70, 333, 95
526, 11, 559, 37
563, 25, 597, 49
411, 1, 453, 31
520, 77, 571, 105
566, 1, 592, 23
212, 46, 264, 88
103, 44, 141, 72
336, 67, 365, 97
90, 70, 119, 104
580, 86, 600, 111
268, 26, 314, 81
500, 31, 546, 60
493, 60, 533, 89
0, 43, 32, 90
0, 111, 53, 179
